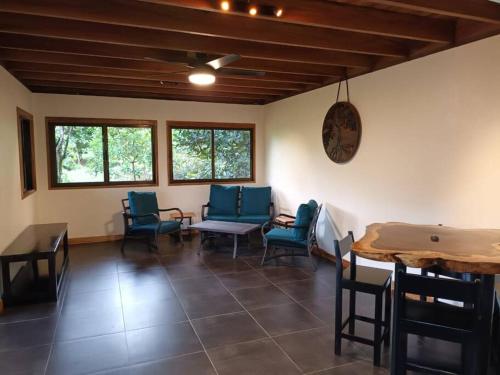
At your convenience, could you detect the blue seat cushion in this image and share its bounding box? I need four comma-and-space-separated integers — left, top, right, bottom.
128, 191, 159, 225
265, 228, 307, 248
240, 186, 272, 215
293, 203, 312, 240
207, 185, 240, 216
205, 215, 239, 222
237, 215, 271, 225
130, 220, 181, 234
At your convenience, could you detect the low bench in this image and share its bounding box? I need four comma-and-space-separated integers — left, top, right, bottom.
1, 223, 69, 307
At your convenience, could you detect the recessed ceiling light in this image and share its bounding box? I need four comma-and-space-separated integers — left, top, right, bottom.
249, 6, 258, 16
220, 1, 230, 11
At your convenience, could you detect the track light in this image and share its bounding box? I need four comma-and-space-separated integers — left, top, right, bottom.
275, 8, 283, 17
248, 6, 258, 16
220, 1, 230, 11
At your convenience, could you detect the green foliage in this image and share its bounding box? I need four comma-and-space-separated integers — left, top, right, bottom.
55, 126, 104, 183
54, 125, 153, 183
171, 128, 251, 181
215, 130, 251, 179
108, 127, 153, 181
172, 129, 212, 180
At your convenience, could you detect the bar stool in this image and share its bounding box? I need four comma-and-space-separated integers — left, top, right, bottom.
334, 231, 392, 366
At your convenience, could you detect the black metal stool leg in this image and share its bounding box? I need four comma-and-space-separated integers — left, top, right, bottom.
384, 283, 392, 347
335, 286, 343, 355
374, 291, 383, 366
349, 289, 356, 335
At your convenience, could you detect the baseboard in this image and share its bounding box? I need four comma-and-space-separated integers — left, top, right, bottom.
69, 234, 123, 245
312, 246, 350, 268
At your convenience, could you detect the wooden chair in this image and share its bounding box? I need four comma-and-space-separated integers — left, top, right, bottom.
334, 231, 392, 366
392, 268, 483, 374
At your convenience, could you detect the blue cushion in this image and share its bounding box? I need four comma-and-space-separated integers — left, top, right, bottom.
205, 215, 239, 222
207, 185, 240, 216
265, 228, 307, 248
307, 200, 318, 219
128, 191, 159, 225
130, 220, 180, 234
240, 186, 271, 215
237, 215, 271, 225
293, 204, 312, 240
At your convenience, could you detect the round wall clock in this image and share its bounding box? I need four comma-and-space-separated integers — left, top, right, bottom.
322, 101, 362, 164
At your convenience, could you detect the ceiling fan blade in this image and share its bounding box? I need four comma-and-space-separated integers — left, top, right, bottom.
206, 54, 241, 70
217, 67, 266, 77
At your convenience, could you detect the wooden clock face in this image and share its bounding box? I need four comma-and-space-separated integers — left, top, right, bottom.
322, 101, 362, 164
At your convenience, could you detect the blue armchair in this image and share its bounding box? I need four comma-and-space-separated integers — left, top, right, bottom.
121, 192, 184, 252
261, 200, 322, 271
201, 185, 274, 225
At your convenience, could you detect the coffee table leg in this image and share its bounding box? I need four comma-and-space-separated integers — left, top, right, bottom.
233, 234, 238, 259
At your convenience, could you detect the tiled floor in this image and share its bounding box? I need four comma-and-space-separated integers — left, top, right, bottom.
0, 236, 490, 374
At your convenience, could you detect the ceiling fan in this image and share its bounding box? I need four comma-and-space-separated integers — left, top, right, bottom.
145, 52, 265, 86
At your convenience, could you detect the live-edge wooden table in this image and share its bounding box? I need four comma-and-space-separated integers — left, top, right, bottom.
1, 223, 69, 306
353, 222, 500, 375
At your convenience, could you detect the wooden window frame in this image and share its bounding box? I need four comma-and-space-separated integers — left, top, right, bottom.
167, 121, 256, 186
17, 107, 37, 199
46, 117, 158, 189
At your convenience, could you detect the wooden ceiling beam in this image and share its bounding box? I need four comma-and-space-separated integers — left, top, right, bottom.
14, 71, 289, 96
0, 0, 408, 57
139, 0, 453, 43
0, 33, 346, 77
29, 85, 262, 105
22, 79, 274, 101
364, 0, 500, 24
0, 12, 374, 67
5, 62, 308, 91
0, 49, 327, 84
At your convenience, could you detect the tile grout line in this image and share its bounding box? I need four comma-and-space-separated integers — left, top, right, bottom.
155, 246, 221, 375
206, 258, 306, 373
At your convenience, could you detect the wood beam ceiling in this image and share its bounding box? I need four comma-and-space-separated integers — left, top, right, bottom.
0, 0, 498, 105
363, 0, 500, 24
139, 0, 454, 43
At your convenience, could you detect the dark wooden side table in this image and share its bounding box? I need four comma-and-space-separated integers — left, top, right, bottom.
1, 223, 69, 307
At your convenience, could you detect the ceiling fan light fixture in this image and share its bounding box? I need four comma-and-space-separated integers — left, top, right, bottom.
188, 66, 216, 85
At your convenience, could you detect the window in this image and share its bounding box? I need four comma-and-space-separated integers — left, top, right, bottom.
17, 108, 36, 198
46, 118, 157, 188
167, 121, 255, 184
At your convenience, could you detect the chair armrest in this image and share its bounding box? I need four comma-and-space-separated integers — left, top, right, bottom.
279, 214, 296, 219
158, 208, 184, 223
261, 220, 273, 237
201, 203, 209, 221
123, 212, 161, 223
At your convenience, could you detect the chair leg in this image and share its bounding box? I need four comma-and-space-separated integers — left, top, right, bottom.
348, 289, 356, 335
120, 235, 127, 253
307, 245, 317, 272
374, 292, 383, 367
384, 284, 392, 348
261, 244, 269, 266
178, 230, 184, 246
334, 285, 343, 356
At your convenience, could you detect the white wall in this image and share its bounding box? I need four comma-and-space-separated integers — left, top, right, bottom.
32, 94, 265, 239
0, 67, 35, 251
264, 35, 500, 263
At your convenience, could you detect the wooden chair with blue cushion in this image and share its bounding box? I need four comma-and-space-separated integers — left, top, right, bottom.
261, 200, 321, 271
121, 191, 184, 253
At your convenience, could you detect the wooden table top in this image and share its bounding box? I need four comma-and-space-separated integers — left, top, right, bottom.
2, 223, 68, 259
169, 211, 195, 219
352, 222, 500, 274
